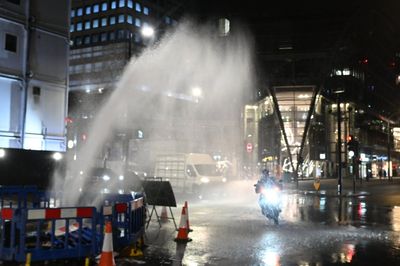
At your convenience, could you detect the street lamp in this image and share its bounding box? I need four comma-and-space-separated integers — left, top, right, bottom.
141, 25, 154, 38
333, 89, 345, 195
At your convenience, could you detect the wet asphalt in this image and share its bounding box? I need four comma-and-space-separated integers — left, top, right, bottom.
118, 178, 400, 265
16, 177, 400, 265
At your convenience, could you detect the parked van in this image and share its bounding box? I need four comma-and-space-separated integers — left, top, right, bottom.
154, 153, 226, 193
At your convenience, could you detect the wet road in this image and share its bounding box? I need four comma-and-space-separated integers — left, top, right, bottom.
117, 179, 400, 265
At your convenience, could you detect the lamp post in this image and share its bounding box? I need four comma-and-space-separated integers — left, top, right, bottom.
334, 89, 345, 195
123, 26, 155, 176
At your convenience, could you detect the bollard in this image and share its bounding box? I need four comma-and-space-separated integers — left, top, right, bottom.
84, 257, 90, 266
25, 253, 31, 266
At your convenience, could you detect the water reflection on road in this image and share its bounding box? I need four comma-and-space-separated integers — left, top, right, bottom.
139, 180, 400, 266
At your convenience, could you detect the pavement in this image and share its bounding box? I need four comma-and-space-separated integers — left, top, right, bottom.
284, 176, 400, 197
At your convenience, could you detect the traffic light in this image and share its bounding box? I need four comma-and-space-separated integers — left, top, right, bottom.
347, 135, 359, 157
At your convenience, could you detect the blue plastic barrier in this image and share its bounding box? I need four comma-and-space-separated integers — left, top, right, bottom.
0, 187, 146, 263
14, 206, 98, 262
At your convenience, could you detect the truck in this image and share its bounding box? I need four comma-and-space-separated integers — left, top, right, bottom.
154, 153, 227, 194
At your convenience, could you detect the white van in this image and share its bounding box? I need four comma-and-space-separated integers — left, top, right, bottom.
154, 153, 226, 193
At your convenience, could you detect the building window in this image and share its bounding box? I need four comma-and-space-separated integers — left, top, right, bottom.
117, 29, 126, 40
93, 4, 99, 13
143, 6, 149, 15
75, 37, 82, 46
135, 18, 141, 27
111, 1, 117, 9
76, 22, 83, 31
85, 6, 91, 15
119, 0, 125, 8
85, 20, 91, 30
70, 24, 74, 32
101, 2, 108, 11
109, 31, 116, 41
127, 15, 133, 24
93, 19, 99, 28
101, 17, 107, 27
92, 34, 99, 43
71, 9, 75, 18
83, 35, 90, 45
118, 14, 125, 23
100, 32, 108, 42
109, 16, 116, 25
127, 0, 133, 8
77, 8, 83, 16
4, 33, 17, 53
135, 3, 141, 12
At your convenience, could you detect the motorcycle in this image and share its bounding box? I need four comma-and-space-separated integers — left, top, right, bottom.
254, 180, 282, 225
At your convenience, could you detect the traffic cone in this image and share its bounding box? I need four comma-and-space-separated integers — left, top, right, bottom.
160, 206, 169, 223
184, 201, 193, 232
98, 221, 116, 266
174, 206, 192, 242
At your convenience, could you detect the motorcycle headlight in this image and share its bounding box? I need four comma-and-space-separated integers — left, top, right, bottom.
262, 188, 280, 204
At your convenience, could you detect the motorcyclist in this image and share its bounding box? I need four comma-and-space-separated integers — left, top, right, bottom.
256, 169, 276, 191
255, 169, 282, 217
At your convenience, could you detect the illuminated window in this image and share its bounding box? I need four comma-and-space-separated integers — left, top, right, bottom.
93, 19, 99, 28
127, 15, 133, 24
135, 3, 141, 12
127, 0, 133, 8
135, 18, 141, 27
85, 6, 91, 15
77, 8, 83, 16
76, 22, 82, 31
111, 1, 117, 9
71, 9, 75, 18
143, 7, 149, 15
118, 14, 125, 23
101, 2, 108, 11
70, 24, 74, 32
84, 20, 91, 30
101, 17, 107, 27
93, 4, 99, 13
342, 68, 350, 75
119, 0, 125, 7
109, 16, 116, 25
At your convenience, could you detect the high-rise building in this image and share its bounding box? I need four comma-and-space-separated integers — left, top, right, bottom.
69, 0, 180, 93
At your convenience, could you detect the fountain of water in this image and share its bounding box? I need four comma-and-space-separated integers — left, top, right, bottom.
51, 19, 256, 207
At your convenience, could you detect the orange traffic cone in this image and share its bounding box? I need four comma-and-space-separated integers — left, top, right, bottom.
98, 221, 116, 266
160, 206, 169, 223
184, 201, 193, 232
174, 206, 192, 242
